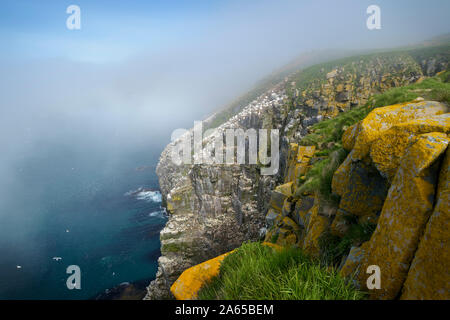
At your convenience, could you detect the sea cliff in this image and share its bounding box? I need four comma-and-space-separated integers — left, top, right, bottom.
145, 44, 450, 299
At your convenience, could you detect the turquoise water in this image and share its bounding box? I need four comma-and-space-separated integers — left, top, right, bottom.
0, 142, 167, 299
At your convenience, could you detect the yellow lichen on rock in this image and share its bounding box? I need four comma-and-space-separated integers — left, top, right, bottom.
401, 147, 450, 300
302, 205, 329, 257
284, 144, 316, 185
353, 132, 449, 299
370, 114, 450, 180
342, 123, 360, 151
350, 101, 447, 160
274, 182, 293, 198
171, 251, 234, 300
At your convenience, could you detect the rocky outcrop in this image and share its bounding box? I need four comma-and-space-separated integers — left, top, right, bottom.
263, 99, 449, 300
337, 102, 449, 299
401, 147, 450, 299
146, 49, 449, 299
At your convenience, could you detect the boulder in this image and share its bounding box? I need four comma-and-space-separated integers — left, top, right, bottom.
302, 204, 330, 257
284, 145, 316, 185
291, 196, 315, 229
349, 100, 447, 161
370, 113, 450, 180
401, 147, 450, 300
353, 132, 449, 299
332, 151, 389, 216
269, 182, 293, 212
171, 251, 233, 300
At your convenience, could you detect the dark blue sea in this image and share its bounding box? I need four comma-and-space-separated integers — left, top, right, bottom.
0, 140, 167, 299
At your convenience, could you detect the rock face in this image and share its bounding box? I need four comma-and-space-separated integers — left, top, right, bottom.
401, 147, 450, 299
145, 89, 287, 299
337, 102, 449, 300
146, 51, 448, 299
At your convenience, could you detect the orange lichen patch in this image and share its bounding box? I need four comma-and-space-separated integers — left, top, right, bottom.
275, 182, 293, 197
268, 217, 302, 247
262, 242, 284, 251
269, 182, 293, 212
282, 216, 300, 231
276, 229, 298, 247
297, 146, 316, 162
342, 123, 360, 151
171, 251, 234, 300
401, 147, 450, 300
370, 114, 450, 180
285, 145, 316, 185
350, 101, 447, 160
302, 205, 329, 258
354, 132, 449, 299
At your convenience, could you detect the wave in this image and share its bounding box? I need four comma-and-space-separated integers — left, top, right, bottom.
148, 208, 167, 219
125, 187, 162, 203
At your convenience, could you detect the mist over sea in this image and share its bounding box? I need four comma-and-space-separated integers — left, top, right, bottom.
0, 138, 167, 299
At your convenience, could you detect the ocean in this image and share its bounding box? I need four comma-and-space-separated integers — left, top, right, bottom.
0, 141, 167, 299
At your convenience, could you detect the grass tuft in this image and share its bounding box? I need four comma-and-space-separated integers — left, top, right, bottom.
320, 222, 377, 266
198, 242, 365, 300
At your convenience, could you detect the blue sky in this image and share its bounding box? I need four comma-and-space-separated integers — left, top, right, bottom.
2, 0, 449, 63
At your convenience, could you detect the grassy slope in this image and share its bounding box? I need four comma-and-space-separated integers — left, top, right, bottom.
203, 49, 365, 131
198, 242, 365, 300
206, 43, 450, 131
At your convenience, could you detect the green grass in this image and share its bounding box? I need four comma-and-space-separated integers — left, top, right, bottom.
319, 221, 377, 266
368, 71, 450, 108
197, 242, 365, 300
295, 148, 348, 205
